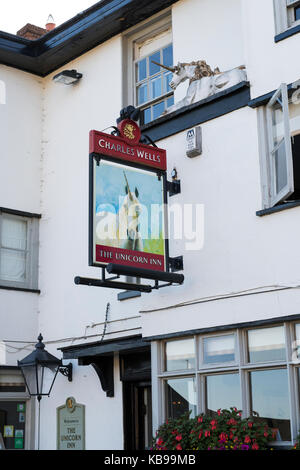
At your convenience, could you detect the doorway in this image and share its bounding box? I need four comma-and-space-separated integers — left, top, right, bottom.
120, 349, 152, 450
123, 382, 152, 450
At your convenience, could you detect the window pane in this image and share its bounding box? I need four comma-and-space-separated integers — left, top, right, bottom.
153, 101, 165, 120
1, 217, 27, 250
137, 83, 148, 105
149, 51, 160, 76
137, 58, 147, 82
295, 324, 300, 358
206, 374, 241, 418
166, 377, 196, 420
0, 248, 26, 282
274, 141, 288, 193
163, 72, 172, 94
150, 76, 162, 100
203, 335, 235, 364
142, 107, 152, 125
250, 369, 291, 441
163, 44, 173, 67
295, 6, 300, 21
167, 96, 174, 107
248, 326, 286, 363
271, 101, 284, 149
165, 339, 195, 371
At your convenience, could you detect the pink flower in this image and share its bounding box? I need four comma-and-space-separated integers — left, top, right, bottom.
244, 435, 251, 444
176, 444, 182, 451
252, 443, 259, 450
199, 431, 203, 439
219, 432, 227, 442
205, 430, 211, 438
248, 422, 253, 428
264, 431, 269, 438
198, 416, 203, 423
175, 435, 182, 442
217, 409, 222, 416
156, 438, 164, 446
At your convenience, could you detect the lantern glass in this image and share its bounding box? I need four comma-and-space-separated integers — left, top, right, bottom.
20, 363, 59, 398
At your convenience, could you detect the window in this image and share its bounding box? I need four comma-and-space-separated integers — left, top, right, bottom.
206, 373, 241, 418
165, 338, 195, 371
202, 334, 236, 365
0, 210, 39, 290
258, 82, 300, 209
249, 369, 291, 441
247, 326, 286, 363
155, 323, 300, 446
165, 377, 197, 420
274, 0, 300, 35
124, 13, 174, 125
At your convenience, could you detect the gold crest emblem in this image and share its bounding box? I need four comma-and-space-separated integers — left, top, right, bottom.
123, 123, 136, 140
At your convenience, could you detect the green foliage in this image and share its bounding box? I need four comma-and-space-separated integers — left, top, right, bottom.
152, 408, 275, 451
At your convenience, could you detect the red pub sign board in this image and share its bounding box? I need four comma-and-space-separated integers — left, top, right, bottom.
89, 121, 168, 272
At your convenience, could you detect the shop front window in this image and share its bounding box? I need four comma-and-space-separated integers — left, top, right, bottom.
206, 373, 241, 418
165, 338, 195, 372
247, 326, 286, 363
166, 377, 197, 420
249, 368, 291, 441
203, 334, 236, 365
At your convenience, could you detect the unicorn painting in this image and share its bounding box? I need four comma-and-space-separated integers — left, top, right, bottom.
95, 171, 143, 252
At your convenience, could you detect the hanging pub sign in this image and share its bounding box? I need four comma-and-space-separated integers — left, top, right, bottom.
89, 120, 168, 273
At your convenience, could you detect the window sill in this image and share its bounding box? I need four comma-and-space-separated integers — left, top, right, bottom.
256, 200, 300, 217
275, 23, 300, 42
0, 284, 40, 294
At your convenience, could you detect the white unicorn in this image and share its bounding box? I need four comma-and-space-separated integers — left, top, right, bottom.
95, 172, 144, 252
152, 60, 247, 114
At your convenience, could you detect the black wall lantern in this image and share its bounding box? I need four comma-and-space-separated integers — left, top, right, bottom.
18, 334, 72, 402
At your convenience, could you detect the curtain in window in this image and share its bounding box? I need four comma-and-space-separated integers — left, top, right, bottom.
0, 218, 27, 282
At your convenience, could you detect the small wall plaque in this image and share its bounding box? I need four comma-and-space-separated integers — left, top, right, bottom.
57, 397, 85, 450
186, 126, 202, 158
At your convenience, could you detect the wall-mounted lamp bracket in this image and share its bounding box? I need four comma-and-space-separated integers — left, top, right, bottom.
59, 363, 73, 382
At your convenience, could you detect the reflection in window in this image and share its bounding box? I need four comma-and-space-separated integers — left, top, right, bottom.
203, 335, 235, 364
166, 377, 196, 420
206, 373, 241, 418
250, 369, 291, 441
165, 339, 195, 371
248, 326, 286, 363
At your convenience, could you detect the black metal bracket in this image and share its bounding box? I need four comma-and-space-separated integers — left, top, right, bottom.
75, 262, 184, 294
167, 179, 181, 197
78, 357, 114, 397
59, 363, 73, 382
169, 256, 184, 272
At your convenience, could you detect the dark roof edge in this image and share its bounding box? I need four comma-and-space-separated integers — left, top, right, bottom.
0, 0, 178, 77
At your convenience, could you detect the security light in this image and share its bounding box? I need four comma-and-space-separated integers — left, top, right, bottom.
53, 69, 83, 85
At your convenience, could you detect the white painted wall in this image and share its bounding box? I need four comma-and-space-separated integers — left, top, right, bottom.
172, 0, 245, 101
241, 0, 300, 98
0, 65, 42, 365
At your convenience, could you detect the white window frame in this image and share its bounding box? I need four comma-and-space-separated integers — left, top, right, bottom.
0, 211, 39, 290
258, 83, 294, 209
152, 323, 300, 446
122, 10, 173, 123
274, 0, 300, 34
